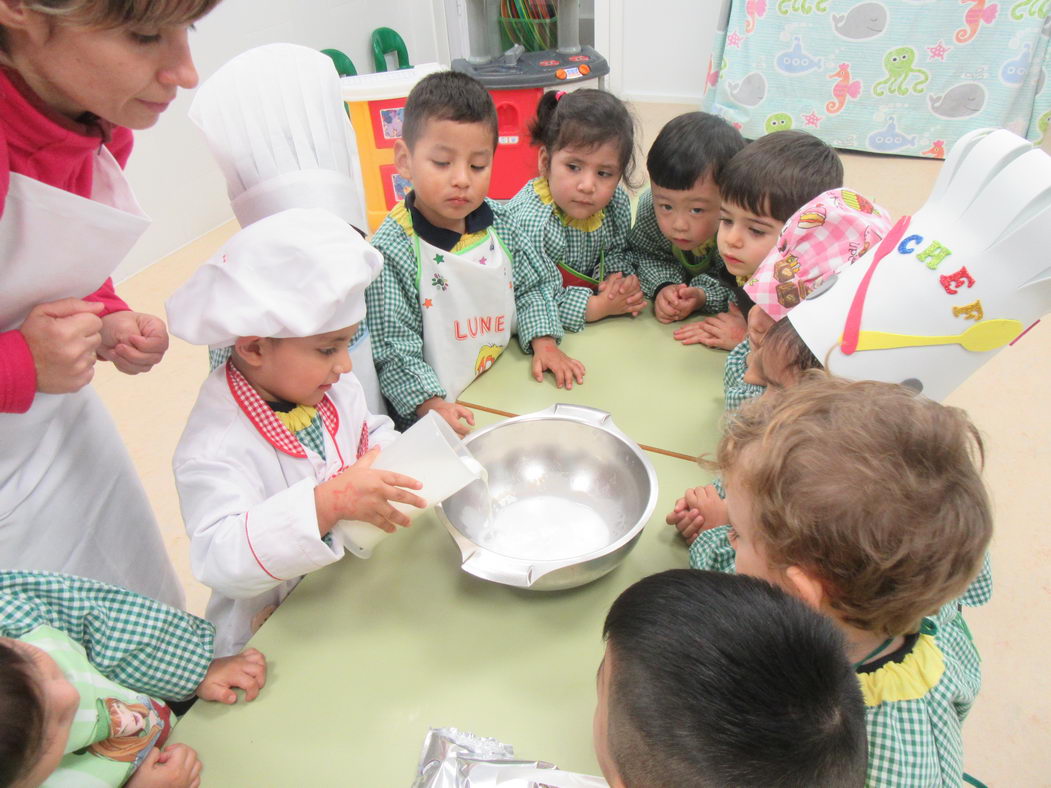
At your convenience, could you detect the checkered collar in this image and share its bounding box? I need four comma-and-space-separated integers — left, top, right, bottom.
225, 362, 340, 458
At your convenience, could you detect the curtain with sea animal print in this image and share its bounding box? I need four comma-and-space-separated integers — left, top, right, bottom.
702, 0, 1050, 158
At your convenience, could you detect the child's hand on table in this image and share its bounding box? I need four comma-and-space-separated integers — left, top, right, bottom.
126, 743, 202, 788
672, 303, 747, 350
196, 647, 267, 704
315, 447, 425, 534
667, 485, 728, 545
418, 397, 475, 437
586, 273, 647, 321
531, 336, 586, 389
654, 285, 704, 323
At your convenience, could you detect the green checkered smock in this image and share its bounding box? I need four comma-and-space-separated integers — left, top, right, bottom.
506, 178, 636, 333
627, 189, 733, 309
723, 337, 765, 413
689, 526, 991, 787
365, 196, 563, 423
0, 570, 214, 701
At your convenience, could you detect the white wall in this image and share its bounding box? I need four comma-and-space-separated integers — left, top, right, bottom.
597, 0, 721, 105
116, 0, 442, 280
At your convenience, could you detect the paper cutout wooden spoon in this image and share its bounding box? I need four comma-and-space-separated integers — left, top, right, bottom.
854, 318, 1024, 353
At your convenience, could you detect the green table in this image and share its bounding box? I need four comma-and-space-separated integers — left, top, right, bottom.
458, 312, 728, 459
171, 408, 716, 785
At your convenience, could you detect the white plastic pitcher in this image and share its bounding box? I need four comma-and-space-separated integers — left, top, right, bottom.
337, 410, 485, 558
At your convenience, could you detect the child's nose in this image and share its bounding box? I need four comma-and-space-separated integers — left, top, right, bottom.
577, 172, 596, 193
450, 162, 471, 187
335, 347, 353, 373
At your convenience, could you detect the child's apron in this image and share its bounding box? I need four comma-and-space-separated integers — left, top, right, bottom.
416, 230, 515, 402
0, 149, 183, 608
557, 249, 605, 291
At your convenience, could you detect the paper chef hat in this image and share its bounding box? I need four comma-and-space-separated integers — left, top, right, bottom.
744, 188, 893, 322
788, 128, 1051, 402
165, 208, 383, 347
189, 43, 366, 229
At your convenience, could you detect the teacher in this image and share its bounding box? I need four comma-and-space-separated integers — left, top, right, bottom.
0, 0, 220, 608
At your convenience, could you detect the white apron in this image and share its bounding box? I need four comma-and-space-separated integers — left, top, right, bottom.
417, 230, 516, 402
0, 149, 184, 609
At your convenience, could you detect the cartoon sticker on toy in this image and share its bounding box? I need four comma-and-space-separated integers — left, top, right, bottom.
88, 697, 166, 766
474, 344, 505, 375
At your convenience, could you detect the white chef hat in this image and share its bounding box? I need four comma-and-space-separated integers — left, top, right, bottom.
166, 208, 383, 347
189, 42, 366, 229
788, 128, 1051, 401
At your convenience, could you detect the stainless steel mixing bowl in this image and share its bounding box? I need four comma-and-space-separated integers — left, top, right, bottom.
435, 404, 658, 590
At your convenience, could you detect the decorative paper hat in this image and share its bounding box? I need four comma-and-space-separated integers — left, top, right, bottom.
165, 208, 382, 347
189, 43, 366, 229
744, 188, 893, 321
788, 128, 1051, 401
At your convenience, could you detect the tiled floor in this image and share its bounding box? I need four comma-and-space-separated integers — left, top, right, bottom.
92, 103, 1051, 784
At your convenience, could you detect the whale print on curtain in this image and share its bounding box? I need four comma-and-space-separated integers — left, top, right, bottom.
703, 0, 1051, 157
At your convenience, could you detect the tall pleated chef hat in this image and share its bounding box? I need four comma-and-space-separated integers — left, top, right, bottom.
189, 42, 366, 230
788, 128, 1051, 402
166, 208, 382, 347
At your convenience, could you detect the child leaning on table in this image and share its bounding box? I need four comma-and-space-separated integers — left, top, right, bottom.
627, 112, 745, 322
0, 570, 266, 788
670, 187, 893, 539
166, 209, 425, 658
673, 130, 843, 351
595, 569, 867, 787
365, 71, 582, 437
507, 88, 647, 330
690, 377, 992, 786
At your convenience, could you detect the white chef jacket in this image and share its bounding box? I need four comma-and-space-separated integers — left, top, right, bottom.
173, 363, 397, 656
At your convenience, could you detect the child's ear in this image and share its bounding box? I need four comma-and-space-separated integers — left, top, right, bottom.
393, 139, 413, 181
784, 565, 828, 611
233, 337, 267, 368
537, 147, 550, 178
0, 0, 47, 38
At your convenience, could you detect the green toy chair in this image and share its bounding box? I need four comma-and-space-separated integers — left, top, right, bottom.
371, 27, 411, 72
321, 48, 357, 77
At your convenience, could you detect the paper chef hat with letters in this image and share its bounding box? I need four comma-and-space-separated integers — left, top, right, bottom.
788, 128, 1051, 402
189, 43, 367, 229
165, 208, 382, 348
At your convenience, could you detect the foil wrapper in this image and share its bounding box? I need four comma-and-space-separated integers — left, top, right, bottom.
412, 728, 608, 788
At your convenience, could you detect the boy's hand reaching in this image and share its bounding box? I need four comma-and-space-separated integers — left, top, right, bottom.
126, 743, 202, 788
586, 273, 647, 321
196, 647, 267, 704
655, 285, 704, 323
530, 336, 585, 389
418, 397, 475, 437
667, 485, 728, 545
673, 303, 747, 350
315, 447, 425, 534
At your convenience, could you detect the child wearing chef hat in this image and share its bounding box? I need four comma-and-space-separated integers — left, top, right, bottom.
187, 42, 388, 415
166, 208, 425, 657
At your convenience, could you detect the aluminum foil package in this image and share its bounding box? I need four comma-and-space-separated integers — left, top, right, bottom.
412, 728, 608, 788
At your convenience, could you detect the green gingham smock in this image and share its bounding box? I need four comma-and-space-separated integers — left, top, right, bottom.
626, 188, 733, 309
0, 570, 214, 700
689, 526, 992, 787
506, 177, 636, 333
723, 337, 766, 413
365, 195, 562, 423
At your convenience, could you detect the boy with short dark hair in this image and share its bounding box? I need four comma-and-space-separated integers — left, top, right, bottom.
597, 569, 867, 787
627, 112, 744, 321
674, 129, 844, 351
365, 71, 582, 436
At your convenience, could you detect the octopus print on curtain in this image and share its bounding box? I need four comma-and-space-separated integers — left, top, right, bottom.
703, 0, 1050, 157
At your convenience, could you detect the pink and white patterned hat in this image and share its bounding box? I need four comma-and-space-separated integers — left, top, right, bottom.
744, 188, 892, 321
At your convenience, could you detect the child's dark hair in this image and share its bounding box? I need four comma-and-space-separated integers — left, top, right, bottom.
602, 570, 867, 787
719, 130, 844, 222
0, 641, 44, 787
647, 112, 745, 191
401, 71, 498, 150
529, 88, 636, 183
764, 316, 822, 378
